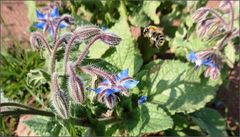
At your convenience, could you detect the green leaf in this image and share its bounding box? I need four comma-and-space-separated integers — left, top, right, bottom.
224, 43, 236, 68
103, 17, 143, 76
23, 116, 70, 136
25, 1, 37, 22
131, 103, 173, 135
191, 108, 227, 136
129, 8, 150, 27
143, 1, 161, 24
136, 60, 222, 114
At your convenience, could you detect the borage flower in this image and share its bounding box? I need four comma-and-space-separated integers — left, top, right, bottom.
186, 51, 221, 80
35, 7, 70, 35
88, 69, 139, 109
186, 51, 212, 67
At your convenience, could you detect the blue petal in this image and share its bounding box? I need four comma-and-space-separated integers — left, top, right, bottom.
122, 79, 139, 89
59, 22, 68, 28
105, 89, 120, 97
48, 28, 54, 36
36, 10, 46, 19
87, 87, 104, 94
102, 79, 111, 84
117, 69, 129, 79
186, 51, 197, 62
202, 58, 213, 66
50, 7, 59, 17
35, 22, 46, 29
102, 26, 106, 31
138, 96, 147, 104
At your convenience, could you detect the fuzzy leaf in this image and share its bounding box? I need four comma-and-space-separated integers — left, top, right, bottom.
136, 60, 222, 114
143, 1, 161, 24
103, 17, 143, 76
130, 103, 173, 135
224, 43, 235, 68
23, 116, 70, 136
25, 1, 37, 22
191, 108, 227, 136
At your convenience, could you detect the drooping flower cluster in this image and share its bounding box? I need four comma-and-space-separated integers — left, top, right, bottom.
30, 4, 139, 119
187, 0, 239, 80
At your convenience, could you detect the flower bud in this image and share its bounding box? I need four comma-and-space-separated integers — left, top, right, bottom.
74, 25, 102, 41
61, 14, 75, 25
192, 8, 208, 22
67, 63, 85, 104
100, 32, 122, 46
52, 90, 69, 119
51, 73, 69, 119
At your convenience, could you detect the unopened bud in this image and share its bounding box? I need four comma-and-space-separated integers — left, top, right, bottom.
61, 14, 75, 25
52, 90, 69, 119
100, 32, 122, 46
74, 25, 102, 41
67, 63, 85, 104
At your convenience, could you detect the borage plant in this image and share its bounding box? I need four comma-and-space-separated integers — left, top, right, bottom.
0, 6, 141, 136
1, 1, 239, 136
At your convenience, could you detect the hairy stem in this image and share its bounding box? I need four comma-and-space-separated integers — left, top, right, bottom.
0, 102, 38, 111
50, 39, 63, 73
63, 34, 82, 74
75, 35, 100, 66
79, 66, 116, 84
32, 32, 52, 54
202, 7, 229, 31
228, 1, 234, 31
53, 17, 68, 45
0, 109, 55, 117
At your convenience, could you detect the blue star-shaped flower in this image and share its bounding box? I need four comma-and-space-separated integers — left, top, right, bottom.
35, 7, 68, 35
186, 51, 212, 67
88, 69, 139, 108
138, 96, 147, 105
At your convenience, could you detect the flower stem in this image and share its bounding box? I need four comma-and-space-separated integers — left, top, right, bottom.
63, 34, 81, 74
74, 35, 100, 66
228, 1, 234, 32
79, 66, 116, 84
0, 102, 38, 111
202, 7, 229, 31
0, 109, 55, 117
32, 32, 52, 54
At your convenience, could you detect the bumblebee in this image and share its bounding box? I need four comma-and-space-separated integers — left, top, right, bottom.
143, 25, 165, 48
